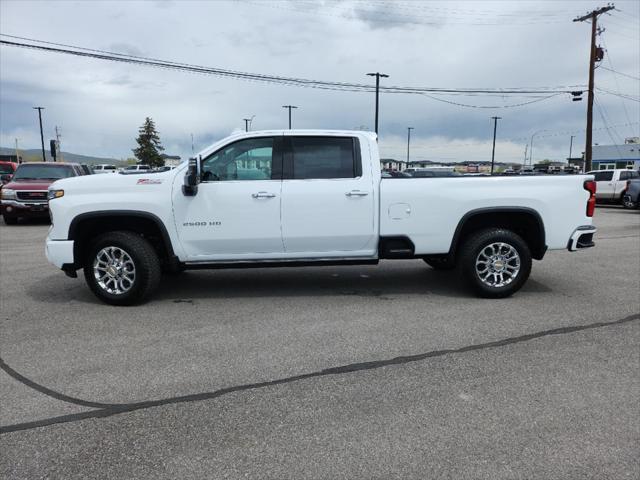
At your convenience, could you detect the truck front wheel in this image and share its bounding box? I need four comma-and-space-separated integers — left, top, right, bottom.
458, 228, 532, 298
83, 231, 161, 306
3, 215, 18, 225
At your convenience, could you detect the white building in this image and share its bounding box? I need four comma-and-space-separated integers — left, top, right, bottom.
592, 138, 640, 170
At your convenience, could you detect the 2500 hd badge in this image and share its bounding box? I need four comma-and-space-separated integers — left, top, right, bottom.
183, 221, 222, 227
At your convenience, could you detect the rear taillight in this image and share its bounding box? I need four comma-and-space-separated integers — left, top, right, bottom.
584, 180, 596, 217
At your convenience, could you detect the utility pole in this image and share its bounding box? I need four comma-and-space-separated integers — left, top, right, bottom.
55, 126, 63, 162
523, 144, 528, 167
406, 127, 414, 164
282, 105, 298, 129
33, 107, 46, 162
14, 138, 20, 163
569, 135, 575, 160
191, 133, 194, 154
574, 4, 614, 172
366, 72, 389, 136
490, 116, 501, 174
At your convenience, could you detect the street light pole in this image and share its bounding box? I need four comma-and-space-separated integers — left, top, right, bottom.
282, 105, 298, 129
366, 72, 389, 136
569, 135, 575, 160
406, 127, 414, 164
33, 107, 46, 162
529, 129, 547, 166
490, 116, 501, 175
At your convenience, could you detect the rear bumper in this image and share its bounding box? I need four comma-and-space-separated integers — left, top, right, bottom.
45, 238, 75, 269
567, 225, 596, 252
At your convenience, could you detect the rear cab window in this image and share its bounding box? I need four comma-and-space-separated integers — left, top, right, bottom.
285, 136, 361, 179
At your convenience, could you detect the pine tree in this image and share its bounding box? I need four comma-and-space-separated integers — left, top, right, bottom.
132, 117, 165, 167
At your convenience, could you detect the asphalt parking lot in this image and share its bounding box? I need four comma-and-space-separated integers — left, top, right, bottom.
1, 206, 639, 479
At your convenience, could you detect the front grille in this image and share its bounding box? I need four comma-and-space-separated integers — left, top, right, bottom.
16, 191, 47, 201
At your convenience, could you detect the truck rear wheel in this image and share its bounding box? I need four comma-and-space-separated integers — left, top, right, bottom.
83, 231, 161, 306
458, 228, 531, 298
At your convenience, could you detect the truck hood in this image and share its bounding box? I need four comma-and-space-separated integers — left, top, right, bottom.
52, 168, 183, 192
3, 179, 56, 190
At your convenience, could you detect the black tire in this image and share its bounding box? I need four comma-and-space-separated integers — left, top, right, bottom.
83, 231, 161, 306
458, 228, 532, 299
423, 257, 456, 270
622, 196, 635, 209
3, 215, 18, 225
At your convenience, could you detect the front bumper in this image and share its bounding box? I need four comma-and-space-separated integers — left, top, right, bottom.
45, 237, 75, 269
1, 200, 49, 217
567, 225, 597, 252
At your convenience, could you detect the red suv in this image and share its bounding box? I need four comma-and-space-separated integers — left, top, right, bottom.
1, 162, 84, 225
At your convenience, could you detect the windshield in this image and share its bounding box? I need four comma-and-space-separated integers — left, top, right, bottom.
0, 164, 14, 174
12, 164, 75, 180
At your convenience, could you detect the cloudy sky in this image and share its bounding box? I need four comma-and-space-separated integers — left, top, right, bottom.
1, 0, 638, 164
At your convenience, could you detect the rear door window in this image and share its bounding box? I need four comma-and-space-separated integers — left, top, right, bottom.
619, 171, 638, 181
593, 171, 614, 181
288, 137, 360, 179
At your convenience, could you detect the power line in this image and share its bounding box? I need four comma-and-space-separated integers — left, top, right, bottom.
596, 86, 640, 102
0, 35, 584, 97
418, 92, 562, 109
599, 65, 640, 81
250, 0, 571, 26
594, 98, 626, 158
600, 36, 635, 136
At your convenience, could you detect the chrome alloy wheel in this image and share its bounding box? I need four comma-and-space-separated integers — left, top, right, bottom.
93, 246, 136, 295
475, 242, 521, 288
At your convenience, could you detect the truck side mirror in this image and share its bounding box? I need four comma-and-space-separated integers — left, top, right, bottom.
182, 157, 200, 196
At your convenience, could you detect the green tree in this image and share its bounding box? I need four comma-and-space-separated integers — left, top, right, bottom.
132, 117, 165, 167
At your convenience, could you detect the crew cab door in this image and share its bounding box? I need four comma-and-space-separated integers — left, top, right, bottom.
280, 135, 377, 257
592, 170, 615, 200
173, 136, 284, 260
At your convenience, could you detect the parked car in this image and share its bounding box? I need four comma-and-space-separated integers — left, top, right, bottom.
1, 162, 84, 225
0, 160, 18, 184
45, 130, 597, 305
410, 170, 461, 177
121, 164, 152, 173
382, 170, 411, 178
154, 165, 176, 173
93, 164, 118, 174
80, 164, 94, 175
622, 178, 640, 209
587, 169, 639, 203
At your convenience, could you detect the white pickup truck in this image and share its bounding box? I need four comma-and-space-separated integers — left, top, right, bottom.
45, 130, 597, 305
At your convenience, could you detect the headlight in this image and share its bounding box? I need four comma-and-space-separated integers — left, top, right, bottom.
1, 188, 16, 200
48, 189, 64, 200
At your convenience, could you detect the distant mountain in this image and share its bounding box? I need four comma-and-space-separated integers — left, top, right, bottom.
0, 147, 123, 165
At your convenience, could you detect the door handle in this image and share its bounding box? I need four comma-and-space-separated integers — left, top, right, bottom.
345, 190, 369, 197
252, 192, 276, 198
